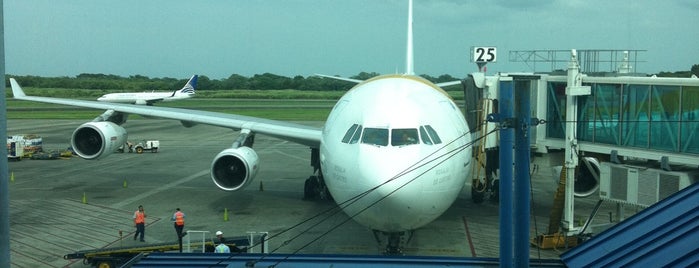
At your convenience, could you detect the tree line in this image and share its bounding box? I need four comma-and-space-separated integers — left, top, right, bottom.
6, 72, 464, 92
7, 64, 696, 92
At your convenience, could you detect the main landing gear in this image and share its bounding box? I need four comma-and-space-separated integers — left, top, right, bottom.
303, 174, 332, 201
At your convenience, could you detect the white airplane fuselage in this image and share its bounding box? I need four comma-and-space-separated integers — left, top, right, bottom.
320, 74, 472, 232
97, 92, 193, 104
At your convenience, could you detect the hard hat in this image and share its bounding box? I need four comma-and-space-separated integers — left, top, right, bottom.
216, 231, 223, 236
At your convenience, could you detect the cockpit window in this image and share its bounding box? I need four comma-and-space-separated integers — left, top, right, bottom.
419, 126, 433, 145
420, 125, 442, 145
349, 125, 362, 144
391, 128, 419, 146
425, 125, 442, 144
361, 128, 388, 146
342, 124, 360, 143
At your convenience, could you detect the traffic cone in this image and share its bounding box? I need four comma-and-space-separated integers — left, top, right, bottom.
123, 180, 128, 188
82, 192, 87, 204
223, 208, 229, 222
10, 172, 14, 183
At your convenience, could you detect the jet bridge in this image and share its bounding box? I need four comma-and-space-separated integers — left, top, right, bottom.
467, 49, 699, 237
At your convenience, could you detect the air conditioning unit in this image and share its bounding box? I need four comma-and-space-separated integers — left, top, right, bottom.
599, 162, 698, 207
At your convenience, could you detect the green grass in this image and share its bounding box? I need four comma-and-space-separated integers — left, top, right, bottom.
5, 87, 463, 121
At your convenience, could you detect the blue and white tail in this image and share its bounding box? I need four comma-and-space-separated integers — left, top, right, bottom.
174, 75, 198, 96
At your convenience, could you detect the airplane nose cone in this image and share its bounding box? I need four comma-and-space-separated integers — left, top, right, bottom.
344, 148, 441, 231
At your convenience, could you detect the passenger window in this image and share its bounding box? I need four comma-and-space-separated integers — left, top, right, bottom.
419, 126, 433, 145
361, 128, 388, 146
425, 125, 442, 144
349, 126, 362, 144
342, 124, 360, 143
391, 128, 419, 146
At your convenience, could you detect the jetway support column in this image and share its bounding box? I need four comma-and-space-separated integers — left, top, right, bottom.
496, 77, 514, 267
514, 76, 534, 267
0, 2, 11, 266
492, 75, 541, 267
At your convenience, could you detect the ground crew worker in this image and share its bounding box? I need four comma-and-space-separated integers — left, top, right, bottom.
133, 205, 146, 242
215, 230, 226, 244
171, 208, 186, 252
215, 242, 230, 253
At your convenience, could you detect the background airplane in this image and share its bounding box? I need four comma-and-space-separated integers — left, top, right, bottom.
10, 0, 473, 254
97, 74, 197, 105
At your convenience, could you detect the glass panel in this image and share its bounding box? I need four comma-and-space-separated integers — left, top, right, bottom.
546, 82, 566, 139
420, 126, 433, 145
620, 84, 650, 149
361, 128, 388, 146
577, 87, 595, 142
391, 128, 419, 146
349, 126, 363, 144
341, 124, 359, 143
425, 125, 442, 144
680, 86, 699, 154
649, 85, 680, 151
591, 84, 621, 145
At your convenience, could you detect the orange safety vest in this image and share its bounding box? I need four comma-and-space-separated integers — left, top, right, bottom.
134, 211, 145, 224
174, 211, 185, 226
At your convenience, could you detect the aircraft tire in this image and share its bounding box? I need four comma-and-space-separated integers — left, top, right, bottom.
471, 185, 485, 204
303, 177, 317, 200
491, 179, 499, 203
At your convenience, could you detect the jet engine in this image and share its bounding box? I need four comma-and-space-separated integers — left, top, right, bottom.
71, 121, 127, 160
211, 146, 259, 191
575, 156, 600, 197
552, 156, 601, 197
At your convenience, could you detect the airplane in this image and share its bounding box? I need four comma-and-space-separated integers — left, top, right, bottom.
96, 75, 198, 105
10, 0, 473, 254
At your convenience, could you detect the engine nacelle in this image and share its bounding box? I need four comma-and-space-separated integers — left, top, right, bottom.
71, 121, 128, 160
575, 157, 601, 197
552, 156, 601, 198
211, 146, 259, 191
180, 120, 198, 128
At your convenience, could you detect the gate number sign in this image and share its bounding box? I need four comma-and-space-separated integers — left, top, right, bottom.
472, 47, 497, 63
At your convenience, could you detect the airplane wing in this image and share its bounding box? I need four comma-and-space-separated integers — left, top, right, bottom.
140, 98, 164, 105
316, 74, 463, 88
10, 78, 321, 148
435, 80, 462, 87
315, 74, 364, 84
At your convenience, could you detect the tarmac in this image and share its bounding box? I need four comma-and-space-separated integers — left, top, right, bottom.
6, 119, 633, 267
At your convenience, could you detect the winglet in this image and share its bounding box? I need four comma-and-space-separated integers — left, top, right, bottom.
9, 78, 27, 98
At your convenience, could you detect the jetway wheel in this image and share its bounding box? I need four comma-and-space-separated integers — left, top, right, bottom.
97, 260, 115, 268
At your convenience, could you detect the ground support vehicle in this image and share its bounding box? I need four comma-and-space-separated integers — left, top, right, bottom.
134, 140, 159, 154
64, 240, 245, 268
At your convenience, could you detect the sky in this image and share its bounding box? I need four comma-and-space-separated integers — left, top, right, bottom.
4, 0, 699, 80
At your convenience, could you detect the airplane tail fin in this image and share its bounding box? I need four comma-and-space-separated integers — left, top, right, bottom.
10, 78, 27, 98
173, 75, 197, 96
405, 0, 414, 75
